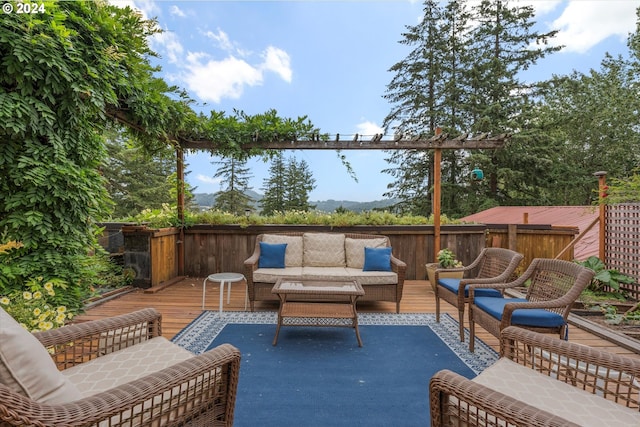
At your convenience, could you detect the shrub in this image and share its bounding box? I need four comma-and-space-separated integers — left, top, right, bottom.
0, 278, 73, 331
122, 205, 461, 228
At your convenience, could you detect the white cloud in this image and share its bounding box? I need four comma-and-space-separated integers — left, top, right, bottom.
197, 174, 221, 186
205, 29, 235, 52
170, 5, 186, 17
261, 46, 293, 82
183, 54, 264, 103
355, 121, 384, 137
152, 30, 184, 64
181, 45, 293, 103
546, 1, 638, 53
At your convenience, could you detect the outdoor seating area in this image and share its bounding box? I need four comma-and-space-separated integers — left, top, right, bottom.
12, 277, 639, 426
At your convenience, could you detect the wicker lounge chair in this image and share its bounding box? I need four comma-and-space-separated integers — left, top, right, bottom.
468, 258, 594, 351
0, 308, 241, 427
430, 326, 640, 426
434, 247, 523, 341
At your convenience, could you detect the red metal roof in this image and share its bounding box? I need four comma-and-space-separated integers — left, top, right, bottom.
459, 206, 599, 261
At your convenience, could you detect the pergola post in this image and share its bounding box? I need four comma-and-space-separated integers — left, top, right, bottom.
176, 148, 185, 276
594, 171, 607, 262
433, 128, 442, 262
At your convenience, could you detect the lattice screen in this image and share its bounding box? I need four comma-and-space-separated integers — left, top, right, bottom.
605, 203, 640, 299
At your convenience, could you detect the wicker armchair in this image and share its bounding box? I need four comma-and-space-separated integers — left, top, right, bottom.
0, 308, 241, 427
435, 247, 523, 341
430, 326, 640, 426
468, 258, 594, 352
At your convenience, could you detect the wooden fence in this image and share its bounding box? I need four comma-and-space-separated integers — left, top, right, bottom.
182, 224, 487, 282
101, 224, 579, 288
484, 224, 580, 276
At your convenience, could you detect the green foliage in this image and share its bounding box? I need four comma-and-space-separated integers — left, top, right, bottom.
0, 278, 73, 331
599, 304, 640, 326
437, 248, 463, 269
576, 256, 637, 298
103, 130, 177, 217
0, 2, 166, 309
383, 0, 561, 216
1, 2, 319, 311
602, 171, 640, 204
122, 205, 459, 228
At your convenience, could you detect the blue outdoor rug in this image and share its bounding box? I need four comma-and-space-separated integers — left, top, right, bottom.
172, 312, 498, 427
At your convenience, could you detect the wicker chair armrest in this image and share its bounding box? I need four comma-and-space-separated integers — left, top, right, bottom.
33, 308, 162, 348
390, 255, 406, 271
0, 344, 241, 427
429, 369, 578, 427
244, 251, 260, 267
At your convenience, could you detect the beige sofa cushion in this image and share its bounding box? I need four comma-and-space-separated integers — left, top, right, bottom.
62, 336, 194, 397
303, 233, 346, 267
345, 237, 388, 269
0, 307, 82, 403
253, 267, 304, 283
262, 234, 303, 267
253, 267, 397, 285
473, 357, 640, 426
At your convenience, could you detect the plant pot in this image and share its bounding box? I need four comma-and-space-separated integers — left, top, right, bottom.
426, 263, 464, 292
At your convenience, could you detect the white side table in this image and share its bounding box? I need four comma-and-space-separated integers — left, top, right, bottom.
202, 272, 247, 313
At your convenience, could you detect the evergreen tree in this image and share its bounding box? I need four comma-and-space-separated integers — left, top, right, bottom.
383, 0, 560, 217
212, 157, 254, 215
284, 157, 316, 211
261, 155, 316, 214
260, 153, 287, 215
103, 131, 175, 218
465, 0, 561, 209
383, 0, 475, 216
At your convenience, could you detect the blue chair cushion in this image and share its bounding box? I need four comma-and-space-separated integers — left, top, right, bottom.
474, 297, 566, 328
438, 278, 502, 298
258, 242, 287, 268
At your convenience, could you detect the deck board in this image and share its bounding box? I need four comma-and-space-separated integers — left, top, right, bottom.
75, 279, 640, 358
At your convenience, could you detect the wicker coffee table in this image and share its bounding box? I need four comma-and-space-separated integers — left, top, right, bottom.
271, 278, 365, 347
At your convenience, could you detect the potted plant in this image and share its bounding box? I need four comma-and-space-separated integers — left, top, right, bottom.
426, 248, 464, 291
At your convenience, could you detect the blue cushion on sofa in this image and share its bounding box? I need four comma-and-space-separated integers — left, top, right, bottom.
438, 278, 502, 298
363, 246, 392, 272
474, 297, 566, 328
258, 242, 287, 268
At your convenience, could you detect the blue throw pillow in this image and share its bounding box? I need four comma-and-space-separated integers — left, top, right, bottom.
258, 242, 287, 268
363, 246, 392, 272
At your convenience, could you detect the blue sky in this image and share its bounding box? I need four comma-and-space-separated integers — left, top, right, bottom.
115, 0, 639, 202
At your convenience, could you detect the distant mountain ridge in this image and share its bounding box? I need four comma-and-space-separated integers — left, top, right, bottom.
192, 192, 398, 213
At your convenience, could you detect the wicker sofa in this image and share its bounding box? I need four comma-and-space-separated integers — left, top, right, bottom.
0, 307, 241, 427
244, 232, 407, 312
430, 326, 640, 426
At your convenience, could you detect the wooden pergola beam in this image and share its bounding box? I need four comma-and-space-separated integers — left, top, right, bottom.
178, 136, 508, 151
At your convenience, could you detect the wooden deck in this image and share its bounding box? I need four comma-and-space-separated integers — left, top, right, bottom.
76, 278, 640, 358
